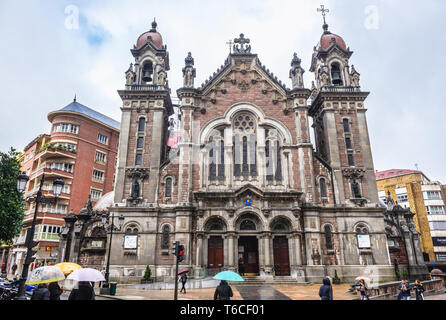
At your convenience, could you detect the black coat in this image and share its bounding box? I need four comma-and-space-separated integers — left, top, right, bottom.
68, 282, 95, 300
31, 285, 50, 300
319, 278, 333, 300
48, 282, 63, 300
414, 284, 424, 300
214, 282, 233, 300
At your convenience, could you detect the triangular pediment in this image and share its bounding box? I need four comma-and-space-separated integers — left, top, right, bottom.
199, 53, 289, 98
234, 183, 264, 198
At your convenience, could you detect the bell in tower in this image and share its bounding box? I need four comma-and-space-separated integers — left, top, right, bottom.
142, 61, 153, 83
330, 63, 343, 86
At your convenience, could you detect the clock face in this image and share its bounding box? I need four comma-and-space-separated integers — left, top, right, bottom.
245, 198, 252, 206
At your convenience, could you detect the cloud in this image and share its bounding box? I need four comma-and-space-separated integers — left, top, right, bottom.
0, 0, 445, 182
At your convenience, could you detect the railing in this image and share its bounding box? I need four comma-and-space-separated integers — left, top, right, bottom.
125, 84, 167, 91
320, 86, 361, 93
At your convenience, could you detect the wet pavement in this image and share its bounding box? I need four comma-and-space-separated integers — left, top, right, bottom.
235, 285, 292, 300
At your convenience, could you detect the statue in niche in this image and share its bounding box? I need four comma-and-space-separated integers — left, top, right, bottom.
311, 248, 321, 265
157, 71, 166, 86
125, 64, 135, 86
351, 180, 362, 198
320, 73, 329, 87
131, 179, 140, 199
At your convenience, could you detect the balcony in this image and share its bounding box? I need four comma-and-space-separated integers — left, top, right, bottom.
35, 145, 76, 161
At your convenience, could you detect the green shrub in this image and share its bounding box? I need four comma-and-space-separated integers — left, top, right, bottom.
143, 265, 152, 280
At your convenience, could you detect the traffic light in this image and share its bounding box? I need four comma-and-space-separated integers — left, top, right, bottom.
172, 241, 179, 256
177, 244, 185, 262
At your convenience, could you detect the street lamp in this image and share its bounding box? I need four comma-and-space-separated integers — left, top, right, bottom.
100, 211, 124, 292
15, 173, 64, 300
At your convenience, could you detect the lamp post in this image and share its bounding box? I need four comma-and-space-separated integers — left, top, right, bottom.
101, 211, 124, 291
15, 173, 64, 300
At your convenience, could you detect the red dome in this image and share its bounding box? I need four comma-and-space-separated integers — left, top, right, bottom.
318, 32, 347, 51
136, 20, 163, 49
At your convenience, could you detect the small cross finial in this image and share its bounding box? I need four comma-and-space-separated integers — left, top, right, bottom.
317, 5, 329, 30
226, 40, 233, 54
74, 94, 77, 102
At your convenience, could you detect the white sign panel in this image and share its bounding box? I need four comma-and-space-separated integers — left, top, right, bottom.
124, 235, 138, 249
357, 234, 371, 249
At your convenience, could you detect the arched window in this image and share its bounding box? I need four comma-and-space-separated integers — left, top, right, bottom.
161, 225, 170, 249
208, 129, 225, 182
265, 128, 282, 184
331, 63, 343, 86
165, 177, 172, 198
240, 220, 256, 231
355, 224, 369, 235
324, 225, 333, 250
138, 118, 146, 132
233, 113, 256, 180
343, 119, 350, 133
320, 178, 328, 198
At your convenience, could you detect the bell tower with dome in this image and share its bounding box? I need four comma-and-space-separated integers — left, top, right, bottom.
309, 11, 379, 207
114, 19, 174, 207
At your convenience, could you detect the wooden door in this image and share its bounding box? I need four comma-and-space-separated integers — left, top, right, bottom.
273, 236, 290, 276
239, 237, 259, 275
208, 236, 223, 269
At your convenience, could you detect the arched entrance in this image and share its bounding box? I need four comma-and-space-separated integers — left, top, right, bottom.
271, 217, 292, 276
204, 217, 226, 275
236, 213, 261, 276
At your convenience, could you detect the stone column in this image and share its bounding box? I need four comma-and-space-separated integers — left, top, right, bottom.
194, 233, 205, 278
262, 232, 273, 278
227, 233, 236, 271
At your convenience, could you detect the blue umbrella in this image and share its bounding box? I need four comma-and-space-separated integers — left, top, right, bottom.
213, 271, 244, 282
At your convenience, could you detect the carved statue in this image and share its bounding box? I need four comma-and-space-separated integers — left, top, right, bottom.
351, 180, 362, 198
184, 68, 194, 87
320, 73, 329, 87
131, 179, 140, 199
125, 63, 135, 86
157, 71, 166, 86
311, 248, 321, 265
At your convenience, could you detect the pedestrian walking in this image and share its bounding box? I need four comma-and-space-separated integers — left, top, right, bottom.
357, 279, 370, 300
68, 281, 96, 300
31, 283, 50, 300
413, 280, 425, 300
214, 280, 233, 300
398, 279, 411, 300
48, 281, 63, 300
238, 257, 245, 276
179, 273, 188, 294
319, 277, 333, 300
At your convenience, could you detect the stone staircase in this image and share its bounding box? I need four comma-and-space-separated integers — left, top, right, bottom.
231, 276, 310, 286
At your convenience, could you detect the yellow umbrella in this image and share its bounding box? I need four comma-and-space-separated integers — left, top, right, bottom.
55, 262, 82, 275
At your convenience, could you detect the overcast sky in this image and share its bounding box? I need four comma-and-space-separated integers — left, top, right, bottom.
1, 0, 445, 183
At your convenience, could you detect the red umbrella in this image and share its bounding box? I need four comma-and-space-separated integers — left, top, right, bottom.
178, 269, 189, 275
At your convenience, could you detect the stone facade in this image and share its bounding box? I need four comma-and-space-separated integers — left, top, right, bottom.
109, 21, 396, 284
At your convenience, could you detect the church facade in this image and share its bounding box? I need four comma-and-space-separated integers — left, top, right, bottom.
109, 19, 395, 283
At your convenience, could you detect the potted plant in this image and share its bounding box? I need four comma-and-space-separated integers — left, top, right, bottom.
141, 265, 153, 284
332, 269, 341, 284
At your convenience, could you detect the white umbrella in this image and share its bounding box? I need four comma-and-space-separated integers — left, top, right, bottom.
66, 268, 106, 282
26, 266, 66, 285
355, 276, 371, 284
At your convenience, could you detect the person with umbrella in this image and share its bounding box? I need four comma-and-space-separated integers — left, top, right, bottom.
26, 266, 66, 300
178, 269, 188, 294
212, 271, 243, 300
66, 268, 105, 300
214, 281, 233, 300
